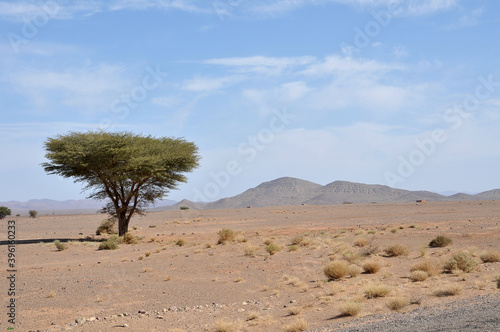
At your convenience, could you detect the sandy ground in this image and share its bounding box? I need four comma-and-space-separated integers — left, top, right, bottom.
1, 200, 499, 331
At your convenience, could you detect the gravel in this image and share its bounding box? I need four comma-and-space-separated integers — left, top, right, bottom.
309, 294, 500, 332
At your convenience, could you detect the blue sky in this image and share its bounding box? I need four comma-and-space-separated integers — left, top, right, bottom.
1, 0, 500, 203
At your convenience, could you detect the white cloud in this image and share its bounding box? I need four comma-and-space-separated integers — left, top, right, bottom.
151, 96, 181, 108
182, 75, 244, 92
203, 56, 316, 76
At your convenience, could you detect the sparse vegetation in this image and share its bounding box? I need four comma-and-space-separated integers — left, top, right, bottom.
175, 239, 186, 246
429, 235, 453, 248
47, 291, 56, 298
213, 319, 238, 332
384, 244, 409, 257
354, 238, 367, 247
54, 240, 67, 251
291, 236, 304, 245
29, 210, 38, 218
121, 232, 139, 244
244, 245, 258, 257
144, 251, 151, 257
180, 206, 190, 210
283, 318, 308, 332
386, 297, 410, 311
96, 219, 116, 235
410, 259, 441, 277
433, 285, 462, 297
496, 275, 500, 289
288, 244, 299, 252
410, 270, 429, 282
217, 228, 236, 244
348, 265, 362, 278
265, 242, 281, 255
337, 301, 362, 317
479, 251, 500, 263
362, 261, 381, 274
363, 284, 391, 299
443, 251, 478, 273
323, 261, 350, 280
98, 235, 119, 250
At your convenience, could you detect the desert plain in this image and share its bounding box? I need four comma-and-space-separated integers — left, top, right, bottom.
2, 200, 500, 331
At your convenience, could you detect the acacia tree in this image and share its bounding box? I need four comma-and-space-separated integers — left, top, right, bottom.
42, 131, 200, 236
0, 206, 11, 219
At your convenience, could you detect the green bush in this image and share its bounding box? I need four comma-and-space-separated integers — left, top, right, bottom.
0, 206, 12, 219
29, 210, 38, 218
175, 239, 186, 246
180, 206, 189, 210
98, 235, 119, 250
54, 240, 67, 251
429, 235, 453, 248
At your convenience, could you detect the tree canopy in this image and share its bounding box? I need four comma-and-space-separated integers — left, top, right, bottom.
0, 206, 11, 219
42, 131, 200, 235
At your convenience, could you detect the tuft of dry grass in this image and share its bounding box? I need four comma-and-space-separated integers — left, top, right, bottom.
283, 318, 308, 332
363, 283, 391, 299
433, 285, 462, 297
291, 236, 304, 245
324, 261, 350, 280
289, 245, 299, 252
443, 251, 478, 273
244, 245, 258, 257
142, 267, 154, 273
386, 297, 410, 311
348, 265, 362, 278
410, 270, 429, 282
288, 306, 302, 316
213, 319, 238, 332
54, 240, 67, 251
47, 291, 56, 298
342, 251, 362, 264
384, 244, 409, 257
362, 261, 381, 274
175, 239, 186, 246
234, 277, 244, 283
410, 259, 441, 277
121, 232, 139, 244
479, 251, 500, 263
144, 251, 151, 257
354, 238, 367, 247
337, 301, 362, 317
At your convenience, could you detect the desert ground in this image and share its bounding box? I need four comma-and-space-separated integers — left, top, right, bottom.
2, 200, 500, 331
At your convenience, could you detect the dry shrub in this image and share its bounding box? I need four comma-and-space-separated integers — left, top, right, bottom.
384, 244, 409, 257
433, 285, 462, 297
283, 318, 308, 332
360, 238, 379, 256
175, 239, 186, 246
98, 235, 119, 250
265, 242, 281, 255
213, 319, 238, 332
410, 259, 441, 277
324, 261, 350, 280
337, 301, 362, 317
287, 306, 302, 316
354, 238, 367, 247
386, 297, 410, 311
96, 219, 116, 235
291, 236, 304, 245
429, 235, 453, 248
363, 284, 391, 299
348, 265, 362, 278
342, 251, 362, 264
443, 251, 478, 273
362, 261, 381, 274
244, 245, 258, 257
144, 251, 151, 257
479, 251, 500, 263
410, 270, 429, 282
288, 245, 299, 252
263, 238, 273, 245
217, 228, 236, 244
121, 232, 138, 244
54, 240, 67, 251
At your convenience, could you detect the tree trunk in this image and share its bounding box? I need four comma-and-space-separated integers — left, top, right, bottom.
118, 209, 129, 236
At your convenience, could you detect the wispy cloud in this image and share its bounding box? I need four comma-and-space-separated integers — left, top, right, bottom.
182, 75, 244, 92
203, 56, 316, 75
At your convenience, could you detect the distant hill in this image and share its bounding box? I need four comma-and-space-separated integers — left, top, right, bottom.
157, 177, 500, 210
4, 178, 500, 214
0, 198, 177, 215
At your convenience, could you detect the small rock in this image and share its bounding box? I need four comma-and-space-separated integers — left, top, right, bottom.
156, 316, 164, 319
88, 317, 96, 322
138, 310, 146, 314
290, 300, 297, 303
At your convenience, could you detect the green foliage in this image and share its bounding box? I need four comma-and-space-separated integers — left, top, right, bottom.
180, 206, 190, 210
0, 206, 12, 219
175, 239, 186, 246
429, 235, 453, 248
98, 235, 119, 250
54, 240, 67, 251
42, 131, 200, 236
217, 228, 236, 244
29, 210, 38, 218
